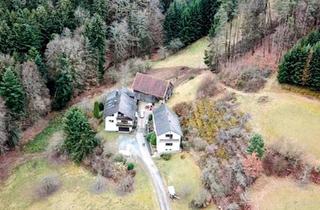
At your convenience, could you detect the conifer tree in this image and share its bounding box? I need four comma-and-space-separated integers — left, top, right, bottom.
84, 14, 106, 78
0, 67, 26, 117
309, 42, 320, 90
163, 1, 183, 44
52, 55, 73, 110
63, 107, 99, 163
247, 134, 265, 159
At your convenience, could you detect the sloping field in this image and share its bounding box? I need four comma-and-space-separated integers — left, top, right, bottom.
0, 159, 159, 210
152, 38, 209, 69
237, 91, 320, 161
249, 176, 320, 210
155, 152, 217, 210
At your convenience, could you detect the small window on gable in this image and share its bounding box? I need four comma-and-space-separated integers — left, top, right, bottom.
165, 143, 173, 146
109, 120, 114, 123
165, 134, 173, 138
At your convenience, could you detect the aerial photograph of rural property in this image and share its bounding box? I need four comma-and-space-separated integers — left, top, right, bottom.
0, 0, 320, 210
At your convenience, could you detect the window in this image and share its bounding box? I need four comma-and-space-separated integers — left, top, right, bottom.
165, 134, 173, 138
165, 143, 173, 146
109, 120, 114, 123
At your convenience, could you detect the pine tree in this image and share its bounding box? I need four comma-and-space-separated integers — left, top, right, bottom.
83, 14, 106, 78
309, 42, 320, 90
0, 67, 26, 117
247, 134, 265, 159
63, 107, 100, 163
290, 45, 309, 86
52, 55, 73, 110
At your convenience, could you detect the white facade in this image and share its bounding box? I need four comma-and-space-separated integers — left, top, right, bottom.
105, 112, 134, 132
155, 131, 181, 154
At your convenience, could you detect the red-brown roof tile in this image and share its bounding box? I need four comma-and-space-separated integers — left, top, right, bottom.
132, 73, 171, 99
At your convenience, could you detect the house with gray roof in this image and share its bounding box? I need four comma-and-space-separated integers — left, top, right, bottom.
104, 89, 137, 133
152, 104, 183, 154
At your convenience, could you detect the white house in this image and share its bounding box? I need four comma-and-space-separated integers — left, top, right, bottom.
153, 104, 183, 154
104, 89, 137, 133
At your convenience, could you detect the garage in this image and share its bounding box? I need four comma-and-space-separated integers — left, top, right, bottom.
119, 127, 130, 132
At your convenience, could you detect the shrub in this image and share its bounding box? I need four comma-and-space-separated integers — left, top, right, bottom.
117, 175, 134, 194
91, 175, 107, 194
191, 137, 208, 152
127, 162, 134, 171
242, 153, 263, 178
173, 102, 192, 117
98, 102, 104, 111
93, 101, 102, 119
36, 175, 61, 198
113, 154, 127, 164
190, 189, 211, 209
160, 153, 172, 161
197, 76, 220, 99
158, 46, 169, 60
247, 134, 265, 158
147, 132, 157, 146
167, 38, 184, 53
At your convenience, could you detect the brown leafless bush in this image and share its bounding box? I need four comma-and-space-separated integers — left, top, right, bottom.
190, 188, 212, 209
190, 137, 208, 152
219, 66, 272, 92
35, 175, 61, 198
117, 175, 134, 195
197, 76, 221, 99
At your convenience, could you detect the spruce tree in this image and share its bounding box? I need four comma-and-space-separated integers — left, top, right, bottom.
163, 1, 183, 44
309, 42, 320, 90
290, 45, 309, 86
0, 67, 26, 117
247, 134, 265, 159
84, 14, 106, 78
93, 101, 101, 119
63, 107, 100, 163
52, 55, 73, 110
27, 47, 47, 80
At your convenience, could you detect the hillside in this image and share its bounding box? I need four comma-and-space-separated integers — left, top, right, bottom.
1, 0, 320, 210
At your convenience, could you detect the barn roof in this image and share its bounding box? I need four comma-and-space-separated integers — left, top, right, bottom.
132, 73, 172, 99
153, 104, 183, 136
104, 89, 137, 119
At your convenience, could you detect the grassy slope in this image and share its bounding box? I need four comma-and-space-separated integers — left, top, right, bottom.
152, 37, 209, 69
155, 152, 217, 210
167, 72, 207, 107
0, 159, 159, 210
248, 176, 320, 210
237, 91, 320, 161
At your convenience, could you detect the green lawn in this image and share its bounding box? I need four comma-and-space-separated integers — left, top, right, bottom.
167, 72, 207, 107
152, 38, 209, 69
249, 176, 320, 210
23, 116, 63, 153
0, 159, 159, 210
155, 152, 217, 210
237, 92, 320, 161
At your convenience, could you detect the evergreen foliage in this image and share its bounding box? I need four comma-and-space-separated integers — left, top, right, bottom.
63, 107, 99, 163
164, 0, 219, 45
309, 42, 320, 90
52, 55, 73, 110
0, 67, 26, 117
93, 101, 102, 119
278, 29, 320, 90
83, 14, 106, 77
247, 134, 265, 159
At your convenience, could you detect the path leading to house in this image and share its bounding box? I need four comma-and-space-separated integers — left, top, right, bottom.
134, 105, 171, 210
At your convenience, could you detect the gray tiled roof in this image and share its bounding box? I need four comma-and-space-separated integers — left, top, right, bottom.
153, 104, 183, 136
104, 89, 137, 120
